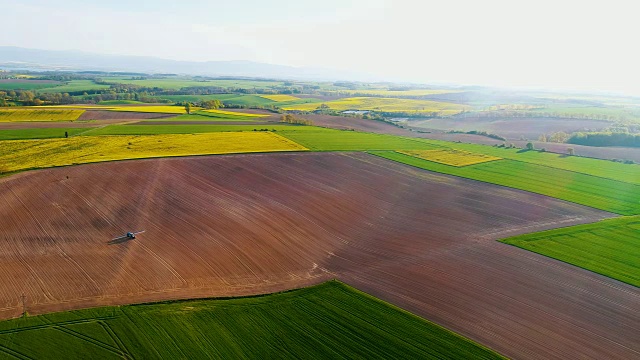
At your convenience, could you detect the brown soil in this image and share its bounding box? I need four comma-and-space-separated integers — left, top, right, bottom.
0, 119, 136, 130
413, 116, 610, 141
137, 121, 275, 126
77, 110, 176, 121
0, 153, 636, 359
307, 114, 501, 143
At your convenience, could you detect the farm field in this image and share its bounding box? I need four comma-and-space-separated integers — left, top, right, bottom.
333, 89, 461, 97
81, 124, 319, 136
501, 216, 640, 287
419, 140, 640, 185
370, 151, 640, 215
77, 110, 175, 121
0, 132, 306, 173
0, 127, 86, 140
0, 281, 503, 359
413, 116, 611, 141
0, 79, 62, 90
282, 96, 468, 115
160, 94, 277, 106
98, 100, 144, 105
279, 128, 442, 151
200, 109, 268, 118
106, 77, 285, 90
0, 108, 84, 122
398, 149, 502, 167
0, 152, 635, 359
109, 105, 190, 114
37, 80, 111, 93
260, 94, 300, 102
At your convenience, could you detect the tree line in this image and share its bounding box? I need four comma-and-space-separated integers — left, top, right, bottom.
567, 132, 640, 148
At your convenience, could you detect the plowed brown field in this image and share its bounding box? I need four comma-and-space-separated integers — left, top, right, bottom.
77, 110, 175, 121
0, 152, 637, 359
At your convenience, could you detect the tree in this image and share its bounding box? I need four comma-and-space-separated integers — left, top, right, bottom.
185, 102, 191, 114
526, 142, 534, 150
549, 131, 569, 143
538, 134, 547, 142
201, 99, 222, 109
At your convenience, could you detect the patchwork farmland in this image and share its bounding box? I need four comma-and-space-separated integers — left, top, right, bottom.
0, 152, 637, 359
1, 73, 640, 360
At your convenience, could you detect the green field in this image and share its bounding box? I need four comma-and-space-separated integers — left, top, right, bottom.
107, 78, 285, 90
162, 94, 277, 106
38, 80, 111, 93
98, 100, 144, 105
0, 128, 86, 140
0, 81, 62, 90
420, 141, 640, 186
0, 281, 503, 359
370, 151, 640, 215
279, 128, 441, 151
501, 216, 640, 287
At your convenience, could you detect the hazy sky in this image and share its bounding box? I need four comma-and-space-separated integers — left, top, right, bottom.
2, 0, 639, 95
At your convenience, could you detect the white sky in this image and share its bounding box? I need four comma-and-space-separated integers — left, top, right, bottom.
1, 0, 639, 95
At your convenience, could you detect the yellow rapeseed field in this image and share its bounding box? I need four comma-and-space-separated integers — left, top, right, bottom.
260, 94, 300, 102
399, 149, 502, 167
201, 109, 268, 117
0, 132, 307, 173
282, 97, 468, 115
0, 109, 85, 122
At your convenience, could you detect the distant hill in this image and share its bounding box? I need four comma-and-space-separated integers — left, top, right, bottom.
0, 46, 369, 81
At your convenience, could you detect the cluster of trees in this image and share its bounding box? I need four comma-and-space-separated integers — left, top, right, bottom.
0, 90, 75, 106
568, 132, 640, 148
175, 100, 223, 112
449, 130, 506, 141
538, 132, 570, 143
280, 114, 313, 125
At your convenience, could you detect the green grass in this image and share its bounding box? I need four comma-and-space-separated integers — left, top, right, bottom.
107, 78, 285, 90
279, 128, 441, 151
0, 128, 86, 140
98, 100, 144, 105
0, 281, 503, 359
501, 216, 640, 287
370, 151, 640, 215
162, 94, 277, 106
0, 81, 62, 90
38, 80, 111, 93
421, 141, 640, 186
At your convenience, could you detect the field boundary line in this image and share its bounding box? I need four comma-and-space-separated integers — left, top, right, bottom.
54, 325, 125, 357
0, 344, 32, 360
367, 151, 630, 215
